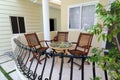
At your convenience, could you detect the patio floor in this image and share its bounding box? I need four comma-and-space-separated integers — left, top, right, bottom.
0, 53, 107, 80
0, 54, 21, 80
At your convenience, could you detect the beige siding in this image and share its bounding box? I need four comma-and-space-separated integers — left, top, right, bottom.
0, 13, 12, 53
0, 0, 61, 55
50, 7, 61, 30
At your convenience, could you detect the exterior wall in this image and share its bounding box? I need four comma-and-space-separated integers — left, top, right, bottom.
0, 0, 61, 55
61, 0, 107, 31
50, 7, 61, 31
11, 31, 100, 55
61, 0, 107, 48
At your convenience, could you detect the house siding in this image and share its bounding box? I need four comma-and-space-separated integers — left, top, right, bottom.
0, 0, 61, 55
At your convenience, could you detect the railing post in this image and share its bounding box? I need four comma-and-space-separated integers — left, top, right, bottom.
81, 56, 85, 80
59, 53, 64, 80
49, 53, 55, 80
38, 51, 47, 80
104, 62, 108, 80
70, 57, 73, 80
104, 51, 108, 80
92, 61, 96, 79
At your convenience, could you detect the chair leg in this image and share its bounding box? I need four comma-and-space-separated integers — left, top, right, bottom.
29, 57, 34, 61
68, 58, 82, 70
68, 58, 90, 70
73, 62, 82, 70
85, 61, 90, 65
79, 59, 90, 70
39, 57, 46, 62
29, 53, 37, 61
79, 65, 82, 70
30, 53, 42, 64
67, 58, 71, 63
39, 54, 49, 62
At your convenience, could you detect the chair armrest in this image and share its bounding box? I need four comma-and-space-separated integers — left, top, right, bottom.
39, 40, 51, 47
71, 42, 77, 44
45, 40, 52, 42
28, 44, 36, 47
39, 40, 51, 42
39, 40, 45, 42
50, 39, 54, 42
80, 45, 91, 48
53, 36, 58, 41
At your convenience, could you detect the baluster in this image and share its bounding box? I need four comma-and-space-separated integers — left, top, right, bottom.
38, 51, 47, 80
104, 62, 108, 80
22, 47, 31, 76
49, 52, 55, 80
32, 48, 43, 80
92, 61, 96, 80
26, 50, 34, 79
59, 53, 64, 80
70, 57, 73, 80
81, 56, 85, 80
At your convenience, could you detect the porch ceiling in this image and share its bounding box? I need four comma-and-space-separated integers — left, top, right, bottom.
30, 0, 61, 9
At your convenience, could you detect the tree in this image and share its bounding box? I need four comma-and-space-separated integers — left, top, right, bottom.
89, 0, 120, 79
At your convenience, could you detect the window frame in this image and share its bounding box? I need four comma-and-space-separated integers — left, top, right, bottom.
10, 16, 26, 34
68, 1, 98, 31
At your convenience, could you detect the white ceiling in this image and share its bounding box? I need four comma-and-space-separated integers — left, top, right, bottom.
30, 0, 61, 5
49, 0, 61, 5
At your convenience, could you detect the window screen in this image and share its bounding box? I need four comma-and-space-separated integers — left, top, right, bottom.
10, 16, 19, 33
81, 5, 95, 30
18, 17, 26, 33
10, 16, 26, 34
69, 7, 80, 29
69, 3, 96, 30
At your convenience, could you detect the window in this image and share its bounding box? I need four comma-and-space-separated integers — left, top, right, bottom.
69, 7, 80, 29
10, 16, 26, 34
69, 2, 96, 30
50, 18, 55, 31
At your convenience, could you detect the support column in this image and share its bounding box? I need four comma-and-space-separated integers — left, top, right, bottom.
42, 0, 50, 40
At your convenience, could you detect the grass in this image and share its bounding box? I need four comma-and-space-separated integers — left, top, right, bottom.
8, 69, 16, 74
0, 66, 13, 80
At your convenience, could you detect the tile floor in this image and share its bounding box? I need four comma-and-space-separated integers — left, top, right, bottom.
0, 53, 108, 80
0, 54, 21, 80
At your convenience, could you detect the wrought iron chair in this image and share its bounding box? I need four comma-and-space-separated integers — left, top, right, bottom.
68, 32, 93, 69
24, 32, 49, 63
53, 31, 69, 42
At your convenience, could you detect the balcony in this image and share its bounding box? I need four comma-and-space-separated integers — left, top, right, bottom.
0, 31, 109, 80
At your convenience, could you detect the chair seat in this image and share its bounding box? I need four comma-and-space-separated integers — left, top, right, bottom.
53, 31, 68, 42
69, 49, 87, 56
39, 47, 48, 50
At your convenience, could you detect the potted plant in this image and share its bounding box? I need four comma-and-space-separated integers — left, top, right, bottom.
89, 0, 120, 79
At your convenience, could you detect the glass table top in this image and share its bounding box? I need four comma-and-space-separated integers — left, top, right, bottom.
50, 42, 72, 48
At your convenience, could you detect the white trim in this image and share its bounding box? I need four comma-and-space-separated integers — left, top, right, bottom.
17, 17, 20, 33
68, 1, 98, 31
24, 16, 27, 33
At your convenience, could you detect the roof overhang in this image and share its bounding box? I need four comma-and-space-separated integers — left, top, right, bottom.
30, 0, 61, 9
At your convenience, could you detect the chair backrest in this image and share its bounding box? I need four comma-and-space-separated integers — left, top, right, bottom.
54, 31, 68, 42
24, 33, 42, 47
76, 33, 93, 55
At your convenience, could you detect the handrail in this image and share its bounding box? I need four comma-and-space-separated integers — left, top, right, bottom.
13, 38, 108, 80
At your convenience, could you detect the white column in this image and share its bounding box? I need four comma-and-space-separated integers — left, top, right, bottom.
42, 0, 50, 40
